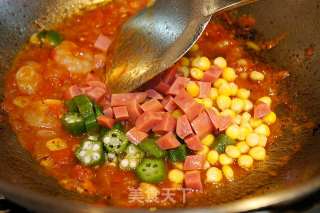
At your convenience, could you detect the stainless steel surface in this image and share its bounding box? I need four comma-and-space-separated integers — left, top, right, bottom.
106, 0, 255, 93
0, 0, 320, 212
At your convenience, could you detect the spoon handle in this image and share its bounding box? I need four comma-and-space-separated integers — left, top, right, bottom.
202, 0, 257, 16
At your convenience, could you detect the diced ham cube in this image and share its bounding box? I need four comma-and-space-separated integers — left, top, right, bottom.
162, 67, 177, 84
184, 155, 205, 170
146, 89, 164, 100
202, 66, 222, 82
154, 81, 170, 94
135, 112, 164, 132
168, 77, 189, 95
64, 85, 83, 100
140, 99, 164, 112
185, 135, 203, 151
97, 115, 115, 129
94, 34, 112, 52
173, 92, 194, 112
254, 103, 271, 119
184, 171, 203, 191
161, 96, 177, 112
153, 113, 176, 134
113, 106, 129, 120
156, 132, 181, 150
218, 116, 233, 131
197, 81, 211, 98
126, 127, 148, 145
84, 86, 106, 102
111, 92, 147, 106
127, 99, 142, 123
185, 101, 204, 121
206, 109, 232, 131
103, 107, 114, 118
176, 115, 193, 139
191, 112, 214, 138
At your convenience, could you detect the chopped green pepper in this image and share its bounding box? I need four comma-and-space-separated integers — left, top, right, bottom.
119, 144, 144, 170
93, 103, 103, 117
138, 137, 167, 158
38, 30, 63, 47
135, 158, 166, 183
65, 99, 78, 113
113, 122, 124, 131
102, 129, 128, 154
75, 139, 105, 166
168, 144, 187, 162
85, 114, 100, 133
61, 112, 85, 135
212, 134, 235, 153
73, 95, 94, 119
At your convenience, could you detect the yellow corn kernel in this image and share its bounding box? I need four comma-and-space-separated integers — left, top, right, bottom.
219, 154, 233, 165
217, 95, 232, 110
171, 109, 183, 119
214, 78, 228, 88
241, 112, 252, 123
238, 155, 254, 170
231, 98, 244, 113
40, 158, 54, 168
206, 167, 223, 183
225, 145, 241, 158
246, 41, 261, 51
246, 133, 260, 147
237, 58, 248, 66
201, 134, 215, 146
250, 71, 265, 81
226, 124, 240, 140
238, 126, 251, 141
250, 118, 263, 128
222, 165, 234, 181
186, 82, 200, 97
180, 57, 190, 67
139, 183, 160, 202
241, 122, 253, 132
168, 169, 185, 184
190, 44, 199, 52
209, 88, 219, 100
43, 99, 63, 105
254, 124, 270, 136
263, 112, 277, 125
207, 150, 219, 165
258, 96, 272, 107
258, 135, 268, 147
218, 83, 233, 96
236, 141, 250, 154
203, 161, 211, 170
243, 99, 253, 112
233, 115, 242, 125
13, 96, 30, 108
197, 145, 210, 156
213, 57, 227, 69
229, 83, 238, 96
237, 88, 251, 99
249, 147, 266, 161
30, 33, 40, 45
173, 162, 184, 170
223, 67, 237, 82
202, 98, 213, 108
178, 66, 190, 77
190, 67, 204, 80
46, 138, 67, 151
192, 56, 211, 71
221, 109, 236, 118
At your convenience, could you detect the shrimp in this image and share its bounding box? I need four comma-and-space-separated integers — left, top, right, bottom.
53, 41, 95, 74
15, 62, 42, 95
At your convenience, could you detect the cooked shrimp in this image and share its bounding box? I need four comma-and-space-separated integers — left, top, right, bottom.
53, 41, 95, 74
15, 62, 42, 95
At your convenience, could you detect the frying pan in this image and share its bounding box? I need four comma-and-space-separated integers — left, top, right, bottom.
0, 0, 320, 212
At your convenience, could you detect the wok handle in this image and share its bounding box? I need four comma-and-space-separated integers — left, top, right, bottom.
202, 0, 257, 17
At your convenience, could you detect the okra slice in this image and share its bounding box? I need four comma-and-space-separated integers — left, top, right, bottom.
75, 139, 105, 166
135, 158, 166, 183
61, 112, 85, 135
102, 129, 128, 154
119, 144, 145, 170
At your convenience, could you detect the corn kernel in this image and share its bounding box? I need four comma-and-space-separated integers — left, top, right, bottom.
202, 98, 213, 108
168, 169, 185, 184
209, 88, 219, 100
40, 158, 54, 168
190, 44, 199, 52
173, 162, 184, 170
213, 57, 227, 69
263, 112, 277, 125
203, 161, 211, 170
222, 165, 234, 181
226, 124, 240, 140
180, 57, 190, 67
218, 83, 232, 96
241, 122, 253, 132
246, 41, 261, 51
214, 78, 228, 88
186, 82, 200, 97
225, 145, 241, 158
207, 150, 219, 165
243, 100, 253, 112
206, 167, 223, 183
250, 71, 265, 81
221, 109, 236, 118
237, 59, 248, 66
217, 95, 232, 110
231, 98, 244, 113
246, 133, 260, 147
254, 124, 270, 136
139, 183, 160, 202
223, 67, 237, 82
13, 96, 30, 108
201, 134, 215, 146
250, 118, 263, 128
237, 88, 251, 99
30, 33, 40, 45
249, 147, 266, 161
197, 145, 210, 156
192, 56, 211, 71
258, 135, 268, 147
233, 115, 242, 125
171, 109, 183, 119
242, 112, 252, 123
258, 96, 272, 107
219, 154, 233, 165
190, 67, 204, 80
178, 66, 190, 77
238, 126, 251, 141
229, 83, 238, 96
238, 155, 254, 169
46, 138, 67, 151
237, 141, 250, 154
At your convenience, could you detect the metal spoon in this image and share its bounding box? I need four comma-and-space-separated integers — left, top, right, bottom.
106, 0, 256, 93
